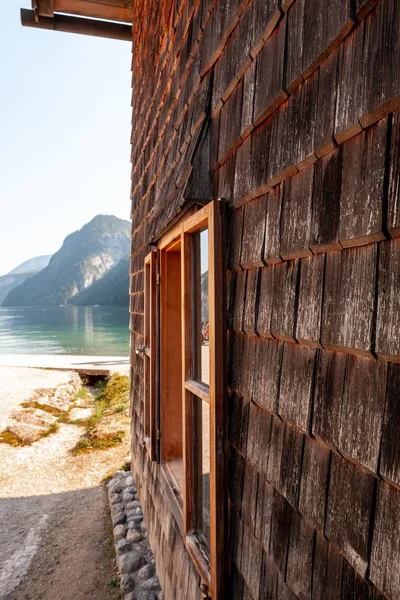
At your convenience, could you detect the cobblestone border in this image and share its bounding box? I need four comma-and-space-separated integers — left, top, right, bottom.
107, 470, 163, 600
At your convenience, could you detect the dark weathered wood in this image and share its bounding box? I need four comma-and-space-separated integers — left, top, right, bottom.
250, 121, 272, 198
240, 196, 267, 269
298, 436, 330, 532
252, 337, 283, 414
285, 511, 315, 599
218, 79, 243, 163
246, 401, 272, 476
315, 49, 339, 157
334, 23, 365, 143
233, 137, 252, 205
278, 342, 316, 433
269, 489, 294, 574
311, 147, 343, 253
243, 268, 259, 336
354, 0, 380, 20
233, 271, 246, 335
376, 238, 400, 360
325, 453, 375, 577
241, 60, 256, 140
279, 422, 304, 508
266, 415, 284, 490
228, 447, 245, 512
253, 16, 288, 126
239, 522, 263, 600
284, 0, 305, 93
361, 0, 400, 128
290, 71, 319, 169
20, 8, 133, 39
388, 110, 400, 237
339, 118, 387, 248
270, 260, 299, 341
312, 533, 343, 600
370, 481, 400, 600
257, 266, 274, 338
264, 184, 283, 265
280, 166, 314, 260
227, 207, 244, 272
338, 355, 386, 473
296, 253, 325, 346
380, 363, 400, 487
313, 349, 346, 449
254, 474, 274, 551
321, 245, 377, 355
241, 459, 258, 534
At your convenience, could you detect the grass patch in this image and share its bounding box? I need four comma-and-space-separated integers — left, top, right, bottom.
75, 387, 90, 400
73, 431, 125, 454
40, 422, 59, 438
113, 404, 128, 414
21, 400, 64, 416
96, 374, 129, 407
0, 430, 25, 446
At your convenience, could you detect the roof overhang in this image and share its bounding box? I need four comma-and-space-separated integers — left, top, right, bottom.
21, 0, 132, 41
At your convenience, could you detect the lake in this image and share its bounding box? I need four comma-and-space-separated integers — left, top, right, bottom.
0, 306, 130, 356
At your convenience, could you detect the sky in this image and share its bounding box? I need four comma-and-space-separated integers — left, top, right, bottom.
0, 1, 133, 276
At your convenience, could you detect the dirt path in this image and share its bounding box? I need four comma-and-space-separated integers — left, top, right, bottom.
0, 367, 130, 600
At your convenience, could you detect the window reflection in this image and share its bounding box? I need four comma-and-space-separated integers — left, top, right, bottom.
192, 229, 209, 386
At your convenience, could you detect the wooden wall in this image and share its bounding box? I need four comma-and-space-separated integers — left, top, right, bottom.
129, 1, 400, 598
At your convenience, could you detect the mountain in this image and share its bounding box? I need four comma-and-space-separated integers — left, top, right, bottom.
3, 215, 131, 307
0, 255, 52, 304
69, 257, 129, 306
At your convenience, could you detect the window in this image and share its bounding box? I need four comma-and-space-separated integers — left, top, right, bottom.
143, 249, 157, 460
142, 201, 226, 599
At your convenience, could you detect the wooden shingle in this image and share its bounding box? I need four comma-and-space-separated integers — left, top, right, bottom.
312, 533, 343, 600
264, 184, 283, 265
376, 238, 400, 360
388, 110, 400, 237
280, 167, 314, 260
380, 362, 400, 487
325, 454, 375, 577
285, 511, 315, 599
296, 253, 325, 346
322, 245, 376, 355
269, 489, 294, 574
278, 342, 316, 433
243, 268, 260, 336
252, 337, 283, 413
241, 196, 267, 269
298, 437, 330, 532
313, 349, 346, 449
270, 260, 299, 341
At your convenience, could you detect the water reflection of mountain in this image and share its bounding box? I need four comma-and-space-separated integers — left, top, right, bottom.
201, 270, 208, 323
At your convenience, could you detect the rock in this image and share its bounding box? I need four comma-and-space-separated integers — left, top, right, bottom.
118, 552, 146, 574
91, 414, 125, 441
137, 565, 154, 579
126, 529, 142, 543
113, 524, 127, 541
138, 578, 161, 591
69, 407, 92, 421
127, 516, 143, 526
111, 502, 124, 516
126, 508, 142, 518
110, 494, 122, 505
133, 591, 157, 600
125, 486, 137, 495
4, 409, 58, 444
120, 574, 136, 593
123, 493, 134, 503
126, 501, 141, 510
116, 539, 133, 554
113, 512, 126, 527
125, 475, 134, 486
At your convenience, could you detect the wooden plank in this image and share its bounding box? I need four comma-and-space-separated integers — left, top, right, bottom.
278, 343, 316, 433
54, 0, 133, 22
232, 270, 246, 333
339, 118, 387, 248
354, 0, 380, 20
241, 459, 258, 534
227, 390, 249, 457
252, 337, 283, 414
257, 266, 274, 338
325, 453, 375, 577
240, 522, 263, 599
266, 415, 284, 489
315, 48, 339, 157
254, 475, 274, 552
269, 489, 294, 574
21, 9, 132, 39
338, 355, 386, 473
253, 16, 288, 126
246, 401, 272, 477
240, 60, 257, 140
380, 363, 400, 487
227, 207, 244, 272
243, 268, 260, 336
250, 120, 272, 199
313, 349, 346, 449
270, 260, 299, 341
233, 137, 253, 206
218, 79, 243, 164
311, 147, 343, 253
298, 437, 330, 532
240, 196, 267, 269
321, 245, 376, 356
388, 110, 400, 237
279, 422, 304, 508
296, 253, 325, 346
312, 533, 343, 600
285, 511, 315, 599
264, 184, 283, 265
376, 238, 400, 360
370, 481, 400, 600
185, 380, 210, 403
38, 0, 54, 17
280, 166, 314, 260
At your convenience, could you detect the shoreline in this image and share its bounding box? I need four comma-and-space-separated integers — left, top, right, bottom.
0, 354, 130, 376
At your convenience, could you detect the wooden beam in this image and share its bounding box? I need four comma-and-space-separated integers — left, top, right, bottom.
21, 9, 132, 41
53, 0, 132, 24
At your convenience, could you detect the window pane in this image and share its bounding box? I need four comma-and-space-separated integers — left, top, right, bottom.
194, 394, 210, 549
192, 229, 209, 386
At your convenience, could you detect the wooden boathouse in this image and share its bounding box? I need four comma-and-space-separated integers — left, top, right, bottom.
22, 1, 400, 598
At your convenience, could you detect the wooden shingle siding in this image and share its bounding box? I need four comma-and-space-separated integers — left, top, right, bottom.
130, 0, 400, 597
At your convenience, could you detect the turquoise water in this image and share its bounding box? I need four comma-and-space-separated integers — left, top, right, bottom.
0, 306, 130, 356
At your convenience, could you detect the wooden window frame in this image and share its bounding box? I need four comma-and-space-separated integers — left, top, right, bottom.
143, 249, 157, 460
144, 201, 227, 598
